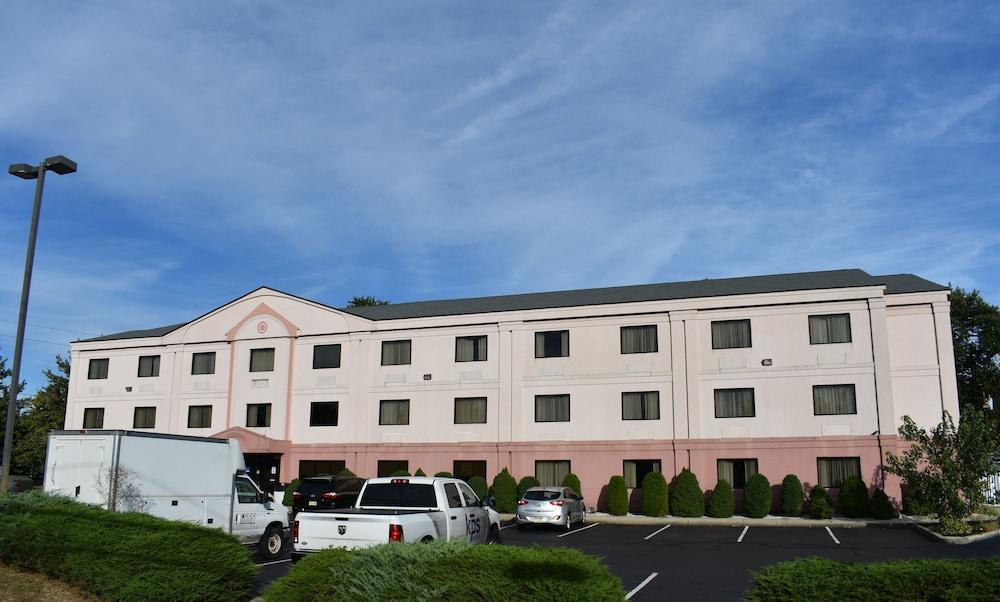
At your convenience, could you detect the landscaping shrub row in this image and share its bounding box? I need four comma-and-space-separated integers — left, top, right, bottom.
264, 539, 624, 601
0, 492, 256, 602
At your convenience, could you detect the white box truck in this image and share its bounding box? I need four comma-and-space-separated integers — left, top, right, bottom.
43, 430, 289, 559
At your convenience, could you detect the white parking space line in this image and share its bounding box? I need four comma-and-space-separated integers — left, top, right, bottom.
255, 559, 292, 567
825, 526, 841, 544
643, 525, 672, 540
557, 522, 599, 538
500, 523, 519, 530
625, 572, 658, 600
737, 525, 749, 543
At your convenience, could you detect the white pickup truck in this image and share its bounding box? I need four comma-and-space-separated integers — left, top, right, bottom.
292, 476, 502, 558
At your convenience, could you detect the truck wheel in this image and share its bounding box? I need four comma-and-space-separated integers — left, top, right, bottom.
259, 525, 284, 560
486, 526, 502, 545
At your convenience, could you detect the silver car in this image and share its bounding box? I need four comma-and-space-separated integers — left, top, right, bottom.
516, 487, 586, 530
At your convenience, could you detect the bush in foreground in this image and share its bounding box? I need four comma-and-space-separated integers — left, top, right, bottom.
468, 476, 489, 500
780, 474, 803, 516
491, 469, 518, 513
517, 476, 541, 498
0, 492, 256, 602
746, 557, 1000, 601
561, 473, 582, 497
838, 475, 869, 518
808, 485, 832, 519
868, 489, 897, 519
743, 473, 772, 518
640, 471, 668, 517
607, 476, 629, 516
265, 539, 624, 601
707, 479, 734, 518
670, 468, 703, 517
282, 479, 300, 507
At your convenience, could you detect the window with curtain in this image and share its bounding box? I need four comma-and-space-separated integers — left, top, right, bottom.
133, 406, 156, 429
711, 319, 752, 349
535, 394, 570, 422
88, 358, 109, 380
534, 330, 569, 358
137, 355, 160, 378
191, 352, 216, 375
453, 460, 487, 482
82, 408, 104, 429
299, 460, 346, 478
624, 459, 661, 488
454, 397, 487, 424
309, 402, 339, 426
246, 403, 272, 427
377, 460, 409, 477
621, 325, 658, 354
379, 399, 410, 425
250, 348, 275, 372
813, 384, 857, 415
817, 457, 861, 488
809, 314, 852, 344
455, 336, 487, 362
535, 460, 571, 487
714, 388, 755, 418
381, 340, 412, 365
313, 344, 342, 369
187, 405, 213, 428
716, 459, 758, 488
622, 391, 660, 420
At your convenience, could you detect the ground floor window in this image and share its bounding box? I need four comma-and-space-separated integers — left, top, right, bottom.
377, 460, 409, 477
299, 460, 346, 478
624, 459, 661, 488
535, 460, 571, 487
817, 457, 861, 488
453, 460, 487, 482
717, 458, 758, 489
82, 408, 104, 429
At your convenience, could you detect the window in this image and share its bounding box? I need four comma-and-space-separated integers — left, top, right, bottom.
381, 340, 411, 366
298, 460, 346, 478
817, 457, 861, 488
457, 482, 480, 506
809, 314, 852, 344
453, 460, 487, 482
813, 384, 857, 415
250, 348, 275, 372
82, 408, 104, 429
712, 319, 752, 349
88, 358, 109, 380
192, 352, 216, 375
309, 402, 339, 426
379, 399, 410, 425
622, 391, 660, 420
313, 344, 341, 369
535, 330, 569, 358
133, 406, 156, 429
717, 459, 758, 489
454, 397, 487, 424
714, 388, 755, 418
621, 325, 658, 354
377, 460, 408, 477
137, 355, 160, 378
246, 403, 272, 427
187, 405, 213, 428
535, 394, 570, 422
444, 482, 463, 508
235, 477, 258, 504
455, 335, 487, 362
535, 460, 571, 487
624, 459, 661, 488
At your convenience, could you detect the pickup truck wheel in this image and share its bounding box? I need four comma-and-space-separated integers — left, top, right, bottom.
259, 525, 284, 560
486, 527, 502, 545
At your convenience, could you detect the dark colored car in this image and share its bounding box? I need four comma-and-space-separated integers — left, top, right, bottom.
291, 476, 365, 515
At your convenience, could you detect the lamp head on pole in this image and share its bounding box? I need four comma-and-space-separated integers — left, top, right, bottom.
8, 163, 39, 180
43, 155, 77, 175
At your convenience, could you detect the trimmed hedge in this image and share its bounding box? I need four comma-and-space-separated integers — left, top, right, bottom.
517, 476, 541, 499
338, 468, 355, 477
902, 485, 933, 516
746, 557, 1000, 601
468, 476, 489, 500
561, 473, 582, 497
808, 485, 832, 519
838, 476, 869, 518
0, 492, 256, 602
390, 469, 411, 477
491, 469, 518, 513
670, 469, 704, 517
264, 540, 625, 601
707, 479, 734, 518
744, 473, 771, 518
414, 468, 427, 477
283, 479, 300, 507
606, 476, 628, 516
640, 472, 668, 517
434, 471, 453, 478
780, 474, 803, 516
869, 488, 897, 519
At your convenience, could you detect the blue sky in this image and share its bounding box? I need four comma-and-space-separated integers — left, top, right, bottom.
1, 2, 998, 393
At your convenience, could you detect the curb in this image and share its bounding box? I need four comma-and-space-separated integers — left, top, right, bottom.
908, 522, 1000, 545
500, 513, 909, 528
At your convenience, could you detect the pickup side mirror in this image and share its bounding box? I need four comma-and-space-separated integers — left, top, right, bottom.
481, 495, 496, 508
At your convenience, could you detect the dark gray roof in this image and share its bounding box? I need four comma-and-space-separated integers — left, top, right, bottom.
876, 274, 950, 295
78, 323, 187, 343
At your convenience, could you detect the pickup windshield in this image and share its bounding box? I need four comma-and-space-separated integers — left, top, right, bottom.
360, 483, 438, 508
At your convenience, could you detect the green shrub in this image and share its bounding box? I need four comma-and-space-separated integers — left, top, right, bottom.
743, 473, 772, 518
868, 489, 897, 519
468, 476, 489, 500
434, 471, 453, 478
414, 468, 427, 477
282, 479, 300, 507
838, 475, 869, 518
606, 476, 629, 516
561, 473, 582, 496
808, 485, 833, 519
780, 474, 803, 516
264, 539, 625, 601
670, 468, 704, 517
707, 479, 734, 518
746, 557, 1000, 601
338, 468, 355, 477
902, 486, 933, 516
640, 472, 669, 517
491, 469, 518, 513
390, 469, 411, 477
517, 476, 541, 499
937, 516, 973, 536
0, 492, 256, 602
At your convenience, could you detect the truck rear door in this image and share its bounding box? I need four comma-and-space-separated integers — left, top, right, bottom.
442, 482, 468, 541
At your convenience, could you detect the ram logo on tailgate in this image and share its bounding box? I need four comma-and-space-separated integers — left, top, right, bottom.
338, 525, 347, 535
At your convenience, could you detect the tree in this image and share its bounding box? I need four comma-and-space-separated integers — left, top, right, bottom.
808, 485, 832, 519
707, 479, 734, 518
744, 473, 772, 518
13, 355, 70, 477
838, 475, 870, 518
780, 474, 804, 516
517, 475, 540, 498
468, 476, 488, 500
347, 296, 390, 307
414, 468, 427, 476
885, 408, 997, 520
0, 350, 28, 475
670, 468, 704, 517
561, 472, 582, 497
606, 476, 628, 515
950, 288, 1000, 416
491, 468, 518, 513
640, 471, 668, 517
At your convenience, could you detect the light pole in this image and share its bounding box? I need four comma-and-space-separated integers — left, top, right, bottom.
1, 155, 76, 494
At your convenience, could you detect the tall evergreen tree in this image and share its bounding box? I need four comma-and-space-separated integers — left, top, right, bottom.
13, 355, 70, 477
347, 296, 390, 307
950, 288, 1000, 415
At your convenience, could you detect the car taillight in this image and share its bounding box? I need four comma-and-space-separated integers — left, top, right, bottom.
292, 491, 302, 498
518, 499, 528, 506
550, 500, 565, 506
389, 524, 404, 542
292, 520, 299, 543
322, 492, 339, 501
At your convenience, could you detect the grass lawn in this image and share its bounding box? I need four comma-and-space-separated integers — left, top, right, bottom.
0, 563, 96, 602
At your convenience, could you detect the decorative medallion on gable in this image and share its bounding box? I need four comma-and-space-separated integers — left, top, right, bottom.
226, 303, 299, 341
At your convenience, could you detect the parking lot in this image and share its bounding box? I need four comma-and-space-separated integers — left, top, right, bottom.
252, 522, 1000, 600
